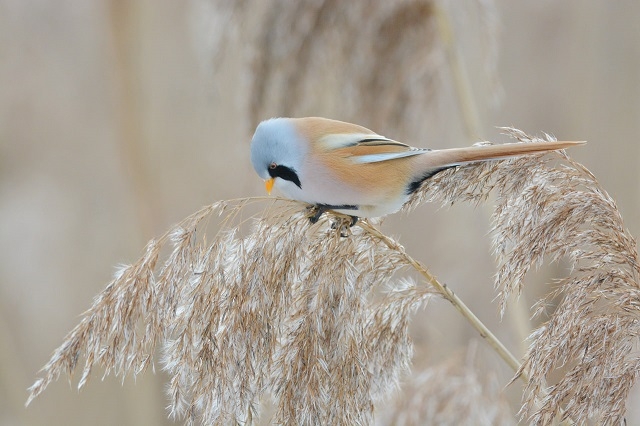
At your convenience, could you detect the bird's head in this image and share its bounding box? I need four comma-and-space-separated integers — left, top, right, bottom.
250, 118, 305, 194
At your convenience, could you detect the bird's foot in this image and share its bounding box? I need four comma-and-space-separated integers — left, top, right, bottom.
330, 215, 359, 237
306, 205, 327, 224
307, 204, 359, 236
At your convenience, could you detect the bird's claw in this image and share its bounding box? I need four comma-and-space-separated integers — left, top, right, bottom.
330, 221, 349, 237
307, 205, 359, 236
306, 205, 326, 224
330, 215, 359, 237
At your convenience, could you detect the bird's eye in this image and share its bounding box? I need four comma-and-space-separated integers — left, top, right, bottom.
269, 162, 277, 170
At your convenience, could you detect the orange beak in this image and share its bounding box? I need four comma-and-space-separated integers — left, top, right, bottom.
265, 178, 275, 195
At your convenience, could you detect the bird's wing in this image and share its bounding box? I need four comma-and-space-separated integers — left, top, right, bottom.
318, 133, 396, 149
319, 133, 428, 164
350, 147, 427, 164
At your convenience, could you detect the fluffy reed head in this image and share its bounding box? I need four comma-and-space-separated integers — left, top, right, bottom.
27, 129, 639, 425
26, 197, 435, 424
411, 128, 640, 424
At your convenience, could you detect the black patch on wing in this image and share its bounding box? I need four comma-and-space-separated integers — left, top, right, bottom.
269, 165, 301, 188
406, 166, 456, 194
357, 138, 411, 148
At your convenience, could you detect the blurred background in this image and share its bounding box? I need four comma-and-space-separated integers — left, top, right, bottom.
1, 0, 639, 424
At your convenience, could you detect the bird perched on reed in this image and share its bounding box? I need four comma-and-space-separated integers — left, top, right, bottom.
251, 117, 584, 224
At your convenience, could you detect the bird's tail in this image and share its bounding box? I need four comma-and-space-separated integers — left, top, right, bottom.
406, 140, 585, 194
418, 140, 585, 169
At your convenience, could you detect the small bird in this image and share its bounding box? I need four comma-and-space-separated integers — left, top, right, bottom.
250, 117, 584, 223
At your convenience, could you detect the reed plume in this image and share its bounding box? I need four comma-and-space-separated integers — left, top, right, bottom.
411, 128, 640, 425
27, 129, 639, 425
27, 197, 435, 424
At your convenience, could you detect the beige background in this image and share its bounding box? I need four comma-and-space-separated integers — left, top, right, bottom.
1, 1, 639, 424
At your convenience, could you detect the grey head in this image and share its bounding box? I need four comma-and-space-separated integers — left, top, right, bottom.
250, 118, 306, 189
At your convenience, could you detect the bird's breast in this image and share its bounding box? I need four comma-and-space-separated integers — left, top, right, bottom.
273, 155, 415, 217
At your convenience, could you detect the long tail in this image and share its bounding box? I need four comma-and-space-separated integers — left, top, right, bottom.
419, 140, 585, 168
407, 140, 585, 194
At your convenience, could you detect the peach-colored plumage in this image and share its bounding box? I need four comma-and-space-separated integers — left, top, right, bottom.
250, 117, 584, 218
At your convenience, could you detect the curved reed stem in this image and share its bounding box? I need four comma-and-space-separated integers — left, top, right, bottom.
358, 220, 525, 379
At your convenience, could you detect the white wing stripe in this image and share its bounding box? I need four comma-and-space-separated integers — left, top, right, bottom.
319, 133, 390, 150
351, 150, 425, 164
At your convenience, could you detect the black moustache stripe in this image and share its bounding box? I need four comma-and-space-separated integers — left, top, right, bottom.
269, 165, 302, 189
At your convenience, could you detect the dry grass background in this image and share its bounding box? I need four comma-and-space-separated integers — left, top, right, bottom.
2, 0, 640, 425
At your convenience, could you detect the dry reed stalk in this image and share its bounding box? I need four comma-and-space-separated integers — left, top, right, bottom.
410, 128, 640, 425
27, 129, 639, 425
27, 198, 435, 424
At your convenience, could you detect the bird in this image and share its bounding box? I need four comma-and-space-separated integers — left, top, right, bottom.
250, 117, 584, 224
